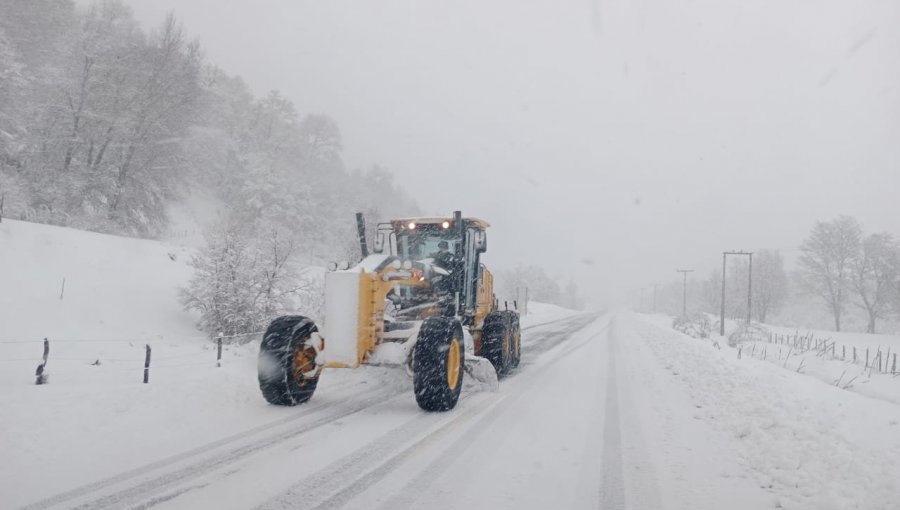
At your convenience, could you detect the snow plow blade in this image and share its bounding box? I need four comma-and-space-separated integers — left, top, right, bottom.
465, 354, 499, 391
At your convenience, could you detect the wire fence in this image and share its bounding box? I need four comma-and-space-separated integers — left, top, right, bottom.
672, 316, 899, 379
0, 330, 264, 344
743, 330, 899, 376
0, 331, 265, 385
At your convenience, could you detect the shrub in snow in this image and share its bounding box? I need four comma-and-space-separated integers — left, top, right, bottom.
672, 314, 711, 339
727, 322, 770, 347
180, 218, 318, 340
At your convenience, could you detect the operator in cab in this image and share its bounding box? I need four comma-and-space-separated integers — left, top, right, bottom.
430, 240, 455, 271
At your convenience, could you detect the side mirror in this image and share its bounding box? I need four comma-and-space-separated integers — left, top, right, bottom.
474, 230, 487, 253
373, 232, 385, 254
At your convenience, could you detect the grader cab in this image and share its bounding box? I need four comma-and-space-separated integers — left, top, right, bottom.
257, 211, 521, 411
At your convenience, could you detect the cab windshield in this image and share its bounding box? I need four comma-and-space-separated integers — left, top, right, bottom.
396, 227, 460, 261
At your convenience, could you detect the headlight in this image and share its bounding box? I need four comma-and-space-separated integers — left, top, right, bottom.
327, 262, 338, 272
407, 222, 416, 230
402, 260, 413, 270
338, 261, 350, 270
441, 221, 450, 229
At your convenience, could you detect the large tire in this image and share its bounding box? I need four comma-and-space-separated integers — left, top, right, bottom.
258, 315, 321, 406
506, 311, 521, 369
482, 311, 511, 376
414, 317, 464, 412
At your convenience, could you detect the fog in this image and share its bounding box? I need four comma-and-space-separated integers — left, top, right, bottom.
122, 0, 900, 307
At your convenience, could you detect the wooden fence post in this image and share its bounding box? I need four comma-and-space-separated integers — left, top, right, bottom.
893, 353, 897, 374
143, 344, 151, 383
865, 348, 869, 369
35, 338, 49, 385
842, 345, 845, 361
853, 346, 857, 363
217, 333, 223, 368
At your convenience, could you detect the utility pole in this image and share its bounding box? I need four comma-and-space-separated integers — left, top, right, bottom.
652, 283, 660, 314
721, 251, 753, 336
747, 252, 753, 324
676, 269, 694, 317
720, 252, 726, 336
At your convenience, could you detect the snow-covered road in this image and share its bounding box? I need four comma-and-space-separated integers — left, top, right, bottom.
10, 310, 900, 510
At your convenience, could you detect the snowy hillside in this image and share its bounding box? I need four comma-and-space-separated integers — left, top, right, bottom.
0, 218, 199, 343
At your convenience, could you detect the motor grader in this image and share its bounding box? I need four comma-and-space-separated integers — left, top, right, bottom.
257, 211, 520, 411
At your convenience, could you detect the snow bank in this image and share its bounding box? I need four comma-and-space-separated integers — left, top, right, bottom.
632, 312, 900, 510
644, 313, 900, 406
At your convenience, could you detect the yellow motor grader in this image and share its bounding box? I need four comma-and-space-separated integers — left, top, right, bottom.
257, 211, 520, 411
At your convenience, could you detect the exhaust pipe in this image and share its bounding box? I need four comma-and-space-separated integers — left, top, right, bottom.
355, 212, 369, 258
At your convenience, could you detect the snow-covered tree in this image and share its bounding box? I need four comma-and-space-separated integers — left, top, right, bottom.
0, 0, 420, 260
850, 233, 900, 333
797, 216, 862, 332
180, 217, 305, 337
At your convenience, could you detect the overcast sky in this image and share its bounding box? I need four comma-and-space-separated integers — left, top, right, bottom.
119, 0, 900, 307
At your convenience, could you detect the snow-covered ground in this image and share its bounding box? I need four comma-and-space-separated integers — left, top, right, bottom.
3, 220, 900, 509
639, 312, 900, 510
653, 312, 900, 406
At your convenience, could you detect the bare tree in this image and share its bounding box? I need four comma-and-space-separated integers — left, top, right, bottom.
797, 216, 862, 332
753, 250, 788, 323
850, 233, 900, 333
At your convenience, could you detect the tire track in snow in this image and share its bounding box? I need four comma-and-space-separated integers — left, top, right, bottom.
612, 314, 663, 510
375, 320, 611, 510
599, 317, 625, 509
520, 312, 601, 355
22, 313, 602, 510
258, 315, 610, 510
18, 384, 402, 510
252, 392, 493, 510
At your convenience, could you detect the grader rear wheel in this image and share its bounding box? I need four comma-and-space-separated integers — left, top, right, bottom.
257, 315, 321, 406
414, 317, 464, 412
483, 311, 512, 376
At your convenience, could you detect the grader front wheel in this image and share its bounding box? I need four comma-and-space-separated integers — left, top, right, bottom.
414, 317, 465, 412
257, 315, 321, 406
